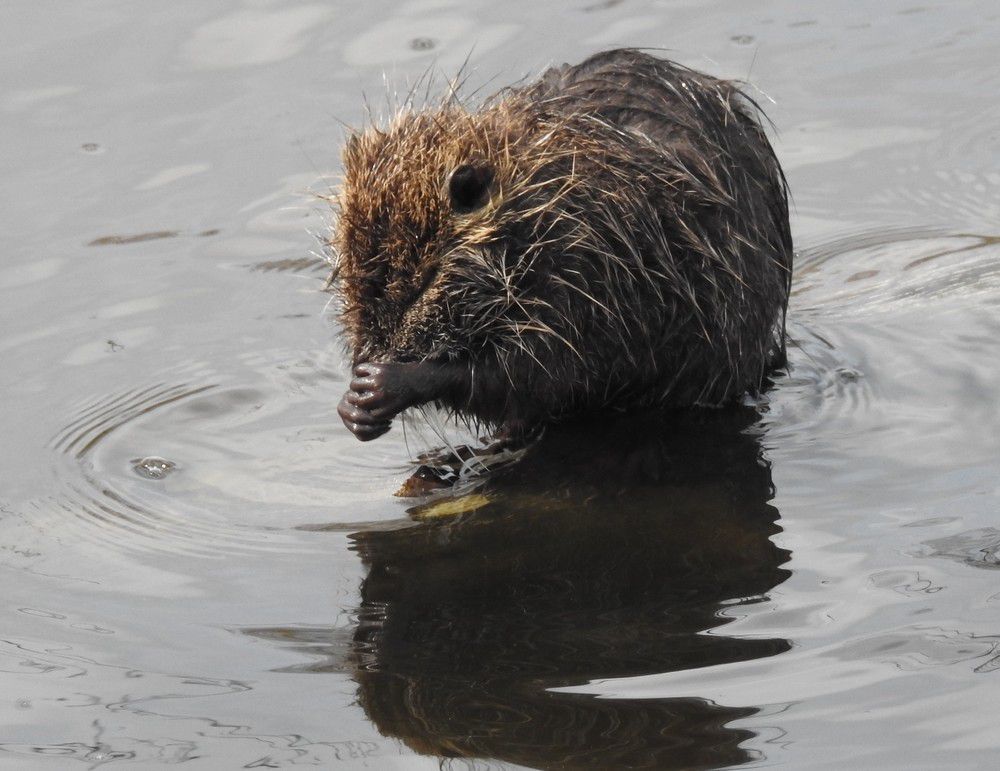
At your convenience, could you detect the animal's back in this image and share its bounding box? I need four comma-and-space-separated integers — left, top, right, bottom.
517, 49, 792, 402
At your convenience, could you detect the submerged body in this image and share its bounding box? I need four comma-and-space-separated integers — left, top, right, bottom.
332, 49, 792, 440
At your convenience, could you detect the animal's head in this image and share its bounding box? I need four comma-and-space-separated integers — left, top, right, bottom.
328, 97, 614, 377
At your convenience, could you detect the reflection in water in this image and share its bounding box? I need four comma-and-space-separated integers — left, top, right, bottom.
349, 408, 791, 769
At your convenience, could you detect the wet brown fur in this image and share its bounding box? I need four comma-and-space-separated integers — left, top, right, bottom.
329, 49, 792, 429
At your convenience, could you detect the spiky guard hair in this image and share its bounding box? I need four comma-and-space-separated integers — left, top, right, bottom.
329, 49, 792, 429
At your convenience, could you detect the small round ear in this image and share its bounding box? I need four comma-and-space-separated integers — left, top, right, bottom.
448, 164, 494, 213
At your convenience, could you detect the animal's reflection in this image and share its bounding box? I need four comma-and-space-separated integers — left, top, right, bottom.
350, 408, 791, 769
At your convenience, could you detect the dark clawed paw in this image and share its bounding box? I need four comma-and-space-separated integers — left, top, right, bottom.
338, 392, 392, 441
339, 361, 434, 440
348, 362, 414, 421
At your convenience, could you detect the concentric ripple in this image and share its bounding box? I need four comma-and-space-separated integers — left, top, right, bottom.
792, 227, 1000, 313
51, 382, 215, 459
42, 355, 415, 559
765, 227, 1000, 437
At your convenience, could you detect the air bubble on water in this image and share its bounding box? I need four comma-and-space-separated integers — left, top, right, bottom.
130, 456, 177, 480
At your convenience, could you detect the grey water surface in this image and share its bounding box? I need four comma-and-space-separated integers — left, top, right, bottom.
2, 1, 1000, 768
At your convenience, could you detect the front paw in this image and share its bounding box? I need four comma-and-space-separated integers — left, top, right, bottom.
348, 362, 418, 419
337, 391, 392, 441
337, 362, 419, 441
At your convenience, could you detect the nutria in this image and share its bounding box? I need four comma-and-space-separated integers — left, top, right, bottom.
330, 49, 792, 441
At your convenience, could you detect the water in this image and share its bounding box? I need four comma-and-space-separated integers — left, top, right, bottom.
2, 1, 999, 768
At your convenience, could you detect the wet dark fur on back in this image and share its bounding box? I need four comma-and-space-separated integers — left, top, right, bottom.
330, 49, 792, 440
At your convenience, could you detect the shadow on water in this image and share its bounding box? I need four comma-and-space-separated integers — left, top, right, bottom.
344, 407, 792, 769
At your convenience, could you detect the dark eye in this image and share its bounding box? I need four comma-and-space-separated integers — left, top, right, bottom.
448, 164, 494, 213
